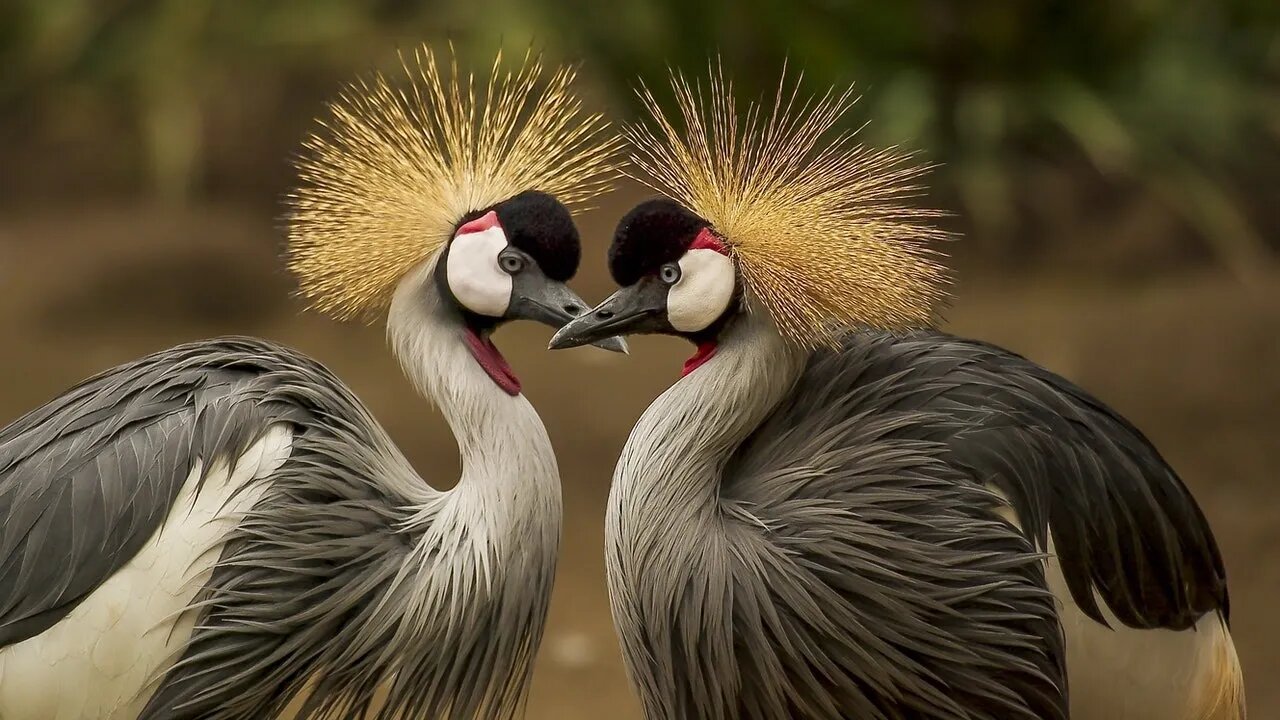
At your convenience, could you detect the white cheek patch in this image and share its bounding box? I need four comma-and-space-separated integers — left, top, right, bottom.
667, 248, 736, 333
446, 226, 513, 318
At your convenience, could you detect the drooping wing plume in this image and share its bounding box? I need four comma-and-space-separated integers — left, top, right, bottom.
0, 340, 309, 650
626, 60, 949, 347
288, 45, 621, 321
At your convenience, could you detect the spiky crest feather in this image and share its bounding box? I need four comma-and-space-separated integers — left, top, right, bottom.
625, 61, 949, 347
288, 45, 621, 321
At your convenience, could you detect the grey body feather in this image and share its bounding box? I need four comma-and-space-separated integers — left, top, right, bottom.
0, 340, 306, 649
141, 338, 552, 720
2, 265, 562, 720
609, 313, 1222, 719
910, 334, 1227, 630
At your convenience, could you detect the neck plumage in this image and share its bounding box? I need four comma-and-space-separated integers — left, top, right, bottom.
377, 259, 560, 718
387, 260, 561, 535
604, 311, 805, 718
609, 310, 805, 545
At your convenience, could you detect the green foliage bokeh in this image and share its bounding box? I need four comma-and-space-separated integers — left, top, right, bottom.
1, 0, 1276, 271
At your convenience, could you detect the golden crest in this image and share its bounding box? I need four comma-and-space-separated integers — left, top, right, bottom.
625, 61, 948, 346
288, 46, 621, 321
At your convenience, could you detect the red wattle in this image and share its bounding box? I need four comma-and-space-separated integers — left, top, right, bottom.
463, 329, 521, 396
457, 210, 501, 236
682, 341, 718, 377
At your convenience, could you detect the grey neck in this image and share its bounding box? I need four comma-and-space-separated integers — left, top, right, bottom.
605, 309, 806, 718
369, 256, 560, 719
611, 309, 806, 530
386, 257, 561, 549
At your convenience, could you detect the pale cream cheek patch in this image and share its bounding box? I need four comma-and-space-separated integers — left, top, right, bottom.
668, 249, 735, 333
446, 227, 512, 318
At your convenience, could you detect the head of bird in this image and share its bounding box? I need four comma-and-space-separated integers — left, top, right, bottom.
427, 189, 625, 394
548, 198, 738, 374
287, 46, 626, 396
548, 62, 948, 375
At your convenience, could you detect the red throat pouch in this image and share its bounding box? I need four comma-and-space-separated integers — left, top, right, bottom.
463, 329, 521, 395
682, 341, 718, 377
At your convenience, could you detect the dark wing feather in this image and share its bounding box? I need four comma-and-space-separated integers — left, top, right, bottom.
713, 325, 1226, 717
0, 337, 312, 648
893, 330, 1229, 630
719, 342, 1068, 720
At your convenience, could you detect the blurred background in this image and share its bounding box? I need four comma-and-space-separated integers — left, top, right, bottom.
1, 0, 1277, 716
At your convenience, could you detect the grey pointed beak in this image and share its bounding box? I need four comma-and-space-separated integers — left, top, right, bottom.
506, 274, 628, 354
549, 281, 671, 350
587, 330, 629, 354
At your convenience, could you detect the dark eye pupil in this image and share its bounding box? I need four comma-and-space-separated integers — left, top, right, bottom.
661, 265, 679, 283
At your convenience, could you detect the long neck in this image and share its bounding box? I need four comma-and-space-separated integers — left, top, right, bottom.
611, 311, 806, 527
605, 310, 806, 718
338, 258, 560, 719
386, 259, 560, 552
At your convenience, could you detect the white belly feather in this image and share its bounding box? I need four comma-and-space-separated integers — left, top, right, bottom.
1045, 535, 1244, 720
991, 490, 1244, 720
0, 424, 293, 720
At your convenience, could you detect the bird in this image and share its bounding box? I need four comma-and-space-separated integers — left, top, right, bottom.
0, 46, 623, 720
551, 64, 1243, 720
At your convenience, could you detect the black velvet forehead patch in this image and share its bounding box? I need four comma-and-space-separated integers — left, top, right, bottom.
608, 198, 709, 286
492, 190, 581, 281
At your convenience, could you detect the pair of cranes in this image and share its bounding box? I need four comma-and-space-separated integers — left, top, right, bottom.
0, 46, 1242, 719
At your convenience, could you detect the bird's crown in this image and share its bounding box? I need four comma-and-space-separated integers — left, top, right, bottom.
287, 45, 620, 321
624, 60, 949, 347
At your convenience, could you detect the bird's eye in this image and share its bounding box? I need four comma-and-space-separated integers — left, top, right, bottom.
499, 253, 525, 274
659, 263, 681, 285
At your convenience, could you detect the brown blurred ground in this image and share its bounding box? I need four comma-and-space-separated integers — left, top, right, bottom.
0, 185, 1276, 717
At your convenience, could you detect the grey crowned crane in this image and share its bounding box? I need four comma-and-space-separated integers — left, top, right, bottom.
0, 47, 622, 719
551, 67, 1244, 720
